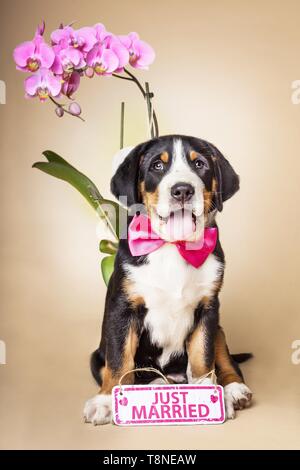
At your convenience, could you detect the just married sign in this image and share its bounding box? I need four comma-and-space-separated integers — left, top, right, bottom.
112, 384, 225, 426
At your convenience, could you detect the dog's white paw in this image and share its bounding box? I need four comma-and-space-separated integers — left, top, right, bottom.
83, 394, 112, 425
224, 382, 252, 419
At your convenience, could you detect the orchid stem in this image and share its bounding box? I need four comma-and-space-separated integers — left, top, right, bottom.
145, 82, 154, 139
113, 68, 159, 138
124, 68, 147, 97
120, 101, 125, 149
112, 73, 132, 81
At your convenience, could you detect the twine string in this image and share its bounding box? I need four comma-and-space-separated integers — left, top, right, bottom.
119, 367, 170, 395
195, 369, 218, 394
118, 367, 218, 395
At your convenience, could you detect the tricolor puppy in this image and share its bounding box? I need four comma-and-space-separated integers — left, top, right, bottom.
84, 135, 252, 425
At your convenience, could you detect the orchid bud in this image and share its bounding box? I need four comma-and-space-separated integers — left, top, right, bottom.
55, 106, 64, 117
68, 102, 81, 116
85, 67, 94, 78
36, 20, 46, 37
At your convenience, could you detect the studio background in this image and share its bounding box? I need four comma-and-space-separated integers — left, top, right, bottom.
0, 0, 300, 449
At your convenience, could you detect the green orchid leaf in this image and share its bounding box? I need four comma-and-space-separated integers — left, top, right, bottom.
33, 150, 127, 240
33, 161, 102, 210
101, 255, 115, 286
99, 239, 119, 255
42, 150, 76, 166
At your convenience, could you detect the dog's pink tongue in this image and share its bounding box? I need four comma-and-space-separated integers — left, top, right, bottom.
166, 211, 194, 240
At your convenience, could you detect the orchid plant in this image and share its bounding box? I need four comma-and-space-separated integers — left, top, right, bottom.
14, 21, 158, 284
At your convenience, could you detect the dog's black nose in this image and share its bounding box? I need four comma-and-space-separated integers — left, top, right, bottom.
171, 183, 195, 202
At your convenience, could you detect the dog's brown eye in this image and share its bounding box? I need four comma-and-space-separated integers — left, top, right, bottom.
195, 159, 205, 169
152, 160, 164, 171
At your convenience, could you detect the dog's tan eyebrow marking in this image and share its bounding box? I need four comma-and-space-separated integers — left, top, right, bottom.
160, 151, 169, 163
190, 150, 199, 161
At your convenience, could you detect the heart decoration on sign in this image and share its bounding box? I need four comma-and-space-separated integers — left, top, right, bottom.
119, 396, 128, 406
210, 394, 218, 403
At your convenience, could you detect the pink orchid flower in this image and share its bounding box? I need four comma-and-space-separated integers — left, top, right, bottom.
13, 29, 55, 73
51, 45, 85, 75
94, 23, 112, 44
119, 32, 155, 69
62, 71, 80, 97
93, 24, 129, 71
106, 37, 129, 72
51, 25, 97, 53
25, 67, 62, 101
36, 20, 45, 36
86, 44, 119, 76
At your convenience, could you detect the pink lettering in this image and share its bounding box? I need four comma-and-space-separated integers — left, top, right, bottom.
198, 404, 209, 417
188, 404, 197, 418
171, 392, 180, 404
132, 405, 147, 420
172, 405, 182, 418
161, 405, 171, 419
148, 405, 160, 419
179, 391, 189, 403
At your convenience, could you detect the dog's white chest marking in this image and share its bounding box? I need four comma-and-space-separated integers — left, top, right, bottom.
125, 244, 222, 367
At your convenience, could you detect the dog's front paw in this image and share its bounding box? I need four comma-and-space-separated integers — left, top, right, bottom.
224, 382, 252, 419
83, 394, 112, 425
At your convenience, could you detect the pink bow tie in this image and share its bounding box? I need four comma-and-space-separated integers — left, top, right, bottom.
128, 214, 218, 268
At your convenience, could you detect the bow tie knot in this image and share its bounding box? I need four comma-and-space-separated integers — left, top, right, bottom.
128, 214, 217, 268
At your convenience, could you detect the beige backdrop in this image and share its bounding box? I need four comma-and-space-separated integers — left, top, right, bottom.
0, 0, 300, 450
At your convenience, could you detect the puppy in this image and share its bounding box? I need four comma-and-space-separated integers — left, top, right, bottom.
84, 135, 252, 425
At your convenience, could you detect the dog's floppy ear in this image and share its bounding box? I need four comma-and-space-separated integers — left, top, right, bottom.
210, 145, 240, 212
110, 142, 146, 207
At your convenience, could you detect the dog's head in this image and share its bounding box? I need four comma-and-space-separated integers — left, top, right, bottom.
111, 135, 239, 242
